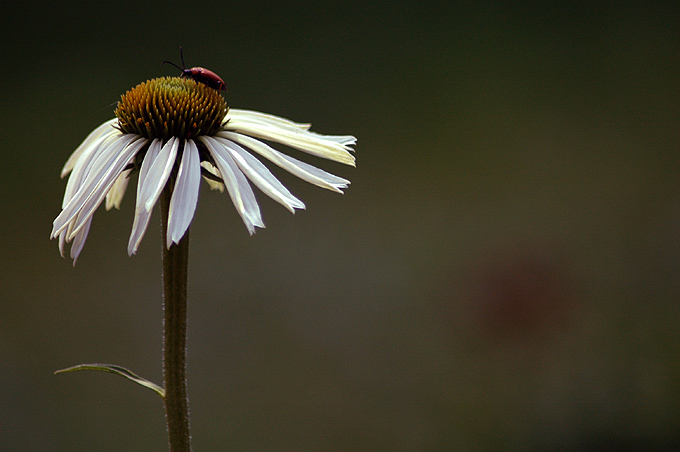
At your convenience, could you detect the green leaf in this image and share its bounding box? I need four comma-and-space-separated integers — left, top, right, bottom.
55, 363, 165, 399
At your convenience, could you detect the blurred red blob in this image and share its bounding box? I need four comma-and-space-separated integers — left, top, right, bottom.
473, 247, 574, 340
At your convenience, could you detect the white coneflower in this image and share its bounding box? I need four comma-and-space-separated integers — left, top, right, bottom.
51, 77, 355, 263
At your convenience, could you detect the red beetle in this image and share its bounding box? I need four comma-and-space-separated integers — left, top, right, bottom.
162, 47, 227, 91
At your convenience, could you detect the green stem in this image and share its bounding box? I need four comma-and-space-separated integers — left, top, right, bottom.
160, 184, 192, 452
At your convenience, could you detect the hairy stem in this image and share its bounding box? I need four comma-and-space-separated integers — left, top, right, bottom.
160, 184, 192, 452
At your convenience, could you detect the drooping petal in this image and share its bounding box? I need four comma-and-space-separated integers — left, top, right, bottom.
69, 137, 148, 240
226, 109, 312, 131
105, 168, 132, 211
217, 132, 350, 193
51, 135, 146, 240
221, 116, 356, 166
137, 139, 164, 197
61, 119, 119, 178
200, 136, 264, 234
62, 130, 122, 208
57, 229, 67, 258
201, 161, 225, 192
70, 216, 93, 265
128, 139, 163, 255
141, 137, 180, 212
212, 136, 305, 213
53, 133, 136, 237
128, 209, 152, 256
276, 153, 351, 190
167, 139, 201, 248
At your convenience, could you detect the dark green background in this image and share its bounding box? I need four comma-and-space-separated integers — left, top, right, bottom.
1, 1, 679, 450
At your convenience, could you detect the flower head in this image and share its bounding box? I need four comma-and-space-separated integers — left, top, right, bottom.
52, 77, 355, 263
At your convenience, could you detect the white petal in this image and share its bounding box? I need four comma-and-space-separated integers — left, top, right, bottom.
221, 118, 355, 166
306, 132, 356, 146
212, 136, 305, 213
226, 109, 311, 131
201, 161, 225, 192
128, 208, 151, 256
52, 135, 146, 240
61, 119, 119, 178
68, 138, 148, 240
217, 132, 350, 193
105, 168, 132, 211
70, 216, 93, 265
137, 139, 164, 201
53, 134, 136, 237
62, 130, 122, 208
276, 153, 351, 189
128, 139, 163, 255
200, 136, 264, 234
167, 140, 201, 248
57, 231, 67, 258
142, 137, 180, 212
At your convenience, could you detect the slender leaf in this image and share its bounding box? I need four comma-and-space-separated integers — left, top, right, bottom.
55, 363, 165, 399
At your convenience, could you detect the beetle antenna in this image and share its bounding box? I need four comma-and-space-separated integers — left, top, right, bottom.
161, 60, 183, 71
179, 46, 186, 69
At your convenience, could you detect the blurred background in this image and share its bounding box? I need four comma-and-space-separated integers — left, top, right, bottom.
1, 1, 679, 450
